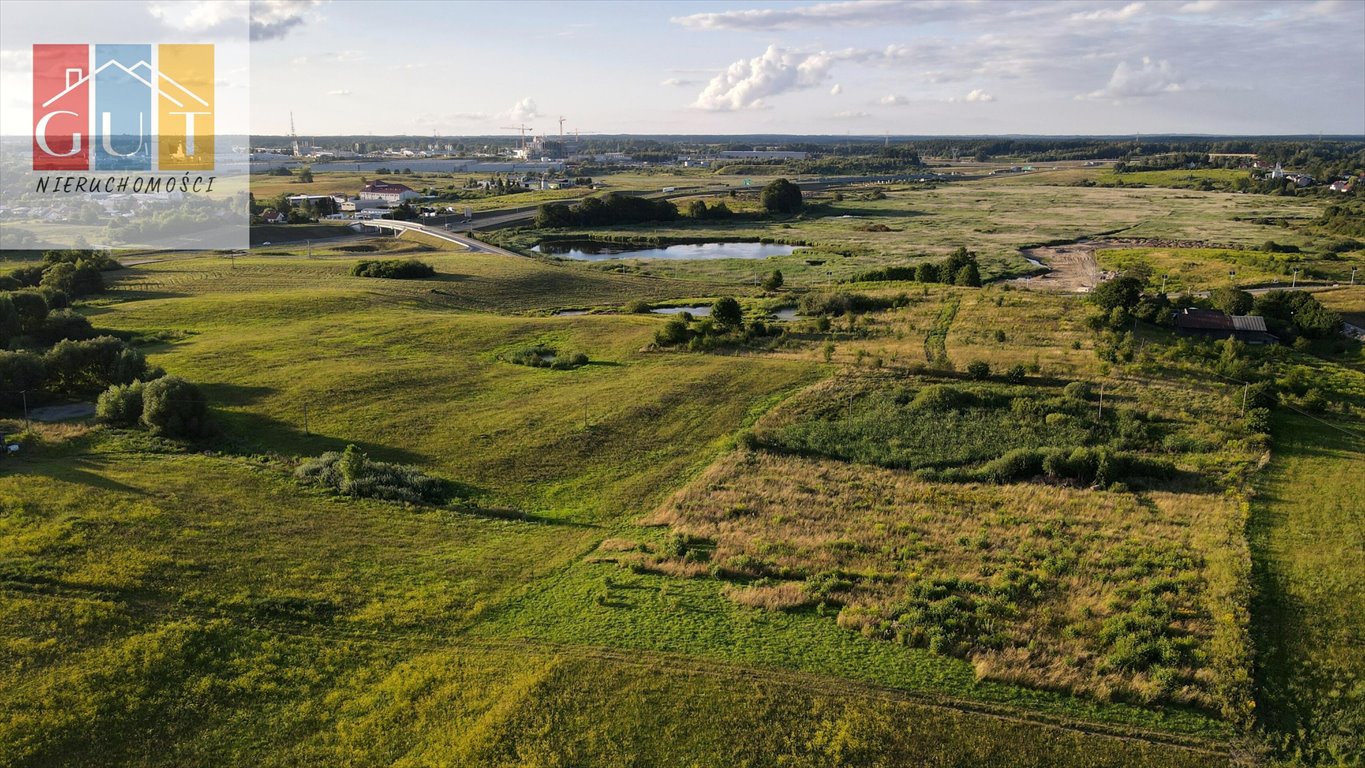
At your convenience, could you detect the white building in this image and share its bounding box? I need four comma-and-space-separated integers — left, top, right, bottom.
358, 180, 419, 203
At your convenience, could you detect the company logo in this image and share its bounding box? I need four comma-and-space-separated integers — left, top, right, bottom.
32, 43, 214, 172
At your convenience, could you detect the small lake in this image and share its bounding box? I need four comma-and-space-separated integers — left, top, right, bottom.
772, 307, 800, 321
535, 240, 797, 261
652, 305, 711, 316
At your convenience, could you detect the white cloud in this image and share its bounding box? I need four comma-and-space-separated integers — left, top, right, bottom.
879, 94, 910, 105
1086, 56, 1183, 99
147, 0, 247, 32
660, 77, 698, 87
692, 45, 841, 111
1069, 2, 1145, 22
673, 0, 962, 31
1178, 0, 1222, 12
832, 110, 870, 119
504, 97, 541, 122
250, 0, 324, 41
965, 88, 996, 102
327, 89, 351, 96
292, 50, 365, 66
830, 83, 843, 95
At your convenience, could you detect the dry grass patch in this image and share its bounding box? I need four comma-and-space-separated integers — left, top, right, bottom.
722, 582, 812, 611
648, 451, 1251, 717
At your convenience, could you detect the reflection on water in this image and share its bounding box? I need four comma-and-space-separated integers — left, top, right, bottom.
535, 240, 796, 261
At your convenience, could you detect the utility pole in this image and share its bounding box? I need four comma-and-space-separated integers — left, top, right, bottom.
21, 391, 29, 430
1160, 274, 1168, 294
1097, 382, 1105, 421
1352, 267, 1358, 286
1241, 383, 1249, 417
306, 239, 312, 259
1292, 268, 1299, 288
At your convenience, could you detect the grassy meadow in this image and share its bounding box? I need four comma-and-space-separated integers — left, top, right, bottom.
4, 166, 1363, 766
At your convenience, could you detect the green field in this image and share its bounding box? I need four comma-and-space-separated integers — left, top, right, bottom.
4, 169, 1363, 766
482, 173, 1332, 288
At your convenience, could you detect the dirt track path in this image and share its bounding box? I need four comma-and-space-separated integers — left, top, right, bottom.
1018, 243, 1101, 293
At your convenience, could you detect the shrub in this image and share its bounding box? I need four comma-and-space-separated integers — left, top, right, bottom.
624, 299, 652, 314
140, 376, 209, 438
295, 444, 455, 504
1063, 381, 1092, 400
655, 318, 691, 347
350, 259, 435, 279
1004, 364, 1027, 383
1244, 407, 1271, 434
966, 360, 991, 380
762, 269, 784, 291
503, 345, 587, 369
96, 380, 145, 427
954, 262, 982, 287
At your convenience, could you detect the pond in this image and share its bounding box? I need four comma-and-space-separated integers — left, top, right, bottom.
772, 307, 800, 321
534, 240, 797, 261
652, 305, 711, 317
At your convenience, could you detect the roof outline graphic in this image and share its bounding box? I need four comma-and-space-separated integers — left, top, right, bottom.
40, 55, 210, 111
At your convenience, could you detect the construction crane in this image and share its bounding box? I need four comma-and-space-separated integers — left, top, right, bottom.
558, 116, 566, 138
290, 111, 300, 157
500, 124, 532, 153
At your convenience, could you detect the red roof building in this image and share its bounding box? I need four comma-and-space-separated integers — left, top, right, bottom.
358, 180, 418, 202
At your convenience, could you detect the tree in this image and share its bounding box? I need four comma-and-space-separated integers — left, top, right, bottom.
915, 262, 941, 283
39, 261, 103, 297
761, 178, 803, 215
141, 376, 208, 438
0, 351, 45, 410
711, 297, 743, 329
8, 290, 50, 334
1209, 286, 1253, 316
297, 166, 314, 183
687, 200, 708, 218
0, 294, 21, 345
762, 269, 784, 291
1091, 275, 1144, 312
43, 336, 151, 394
35, 310, 94, 345
954, 263, 982, 287
966, 360, 991, 380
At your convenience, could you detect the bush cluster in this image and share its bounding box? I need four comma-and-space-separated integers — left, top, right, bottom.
94, 376, 209, 438
797, 291, 910, 317
853, 247, 982, 286
1, 289, 95, 349
536, 192, 678, 228
502, 345, 589, 370
295, 444, 455, 505
653, 297, 784, 351
350, 259, 436, 279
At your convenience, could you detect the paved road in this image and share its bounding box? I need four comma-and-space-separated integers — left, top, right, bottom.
349, 219, 524, 258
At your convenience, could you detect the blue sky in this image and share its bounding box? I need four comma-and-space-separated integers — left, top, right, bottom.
3, 0, 1364, 137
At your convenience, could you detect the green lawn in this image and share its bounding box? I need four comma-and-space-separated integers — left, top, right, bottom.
1250, 412, 1365, 765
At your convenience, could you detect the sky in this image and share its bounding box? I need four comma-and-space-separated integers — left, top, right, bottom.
3, 0, 1364, 138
